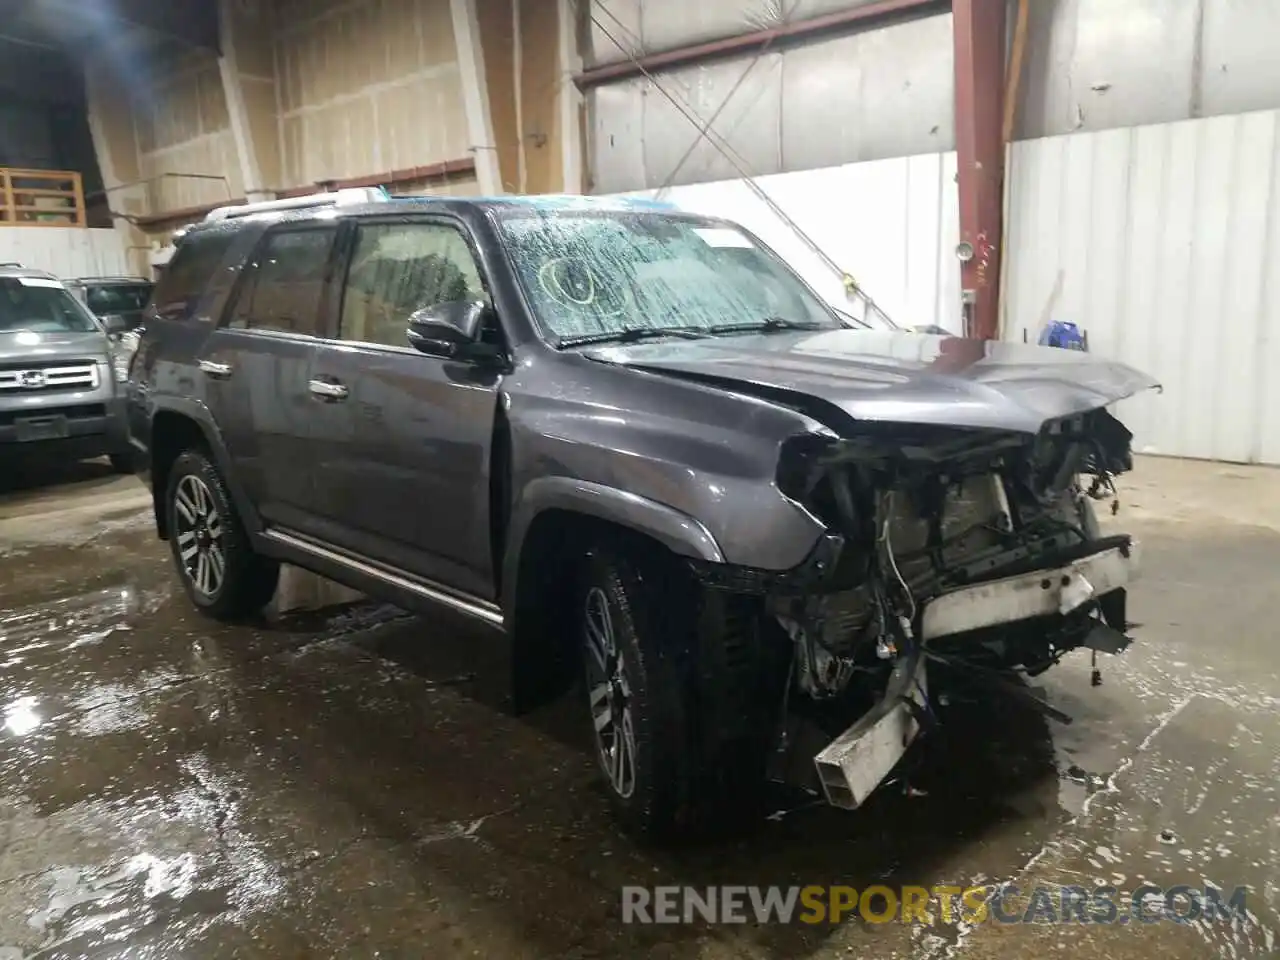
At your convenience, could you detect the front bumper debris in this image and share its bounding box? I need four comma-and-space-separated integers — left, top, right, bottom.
920, 540, 1140, 641
813, 648, 927, 810
811, 540, 1140, 811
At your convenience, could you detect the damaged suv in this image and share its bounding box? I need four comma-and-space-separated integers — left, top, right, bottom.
127, 192, 1158, 837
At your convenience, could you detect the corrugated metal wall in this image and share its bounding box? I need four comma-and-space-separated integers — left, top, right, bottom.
1005, 110, 1280, 465
0, 228, 131, 279
589, 13, 955, 192
617, 150, 963, 331
586, 0, 1280, 195
586, 0, 901, 64
1015, 0, 1280, 139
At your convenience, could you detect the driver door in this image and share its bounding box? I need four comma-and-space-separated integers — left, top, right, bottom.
306, 217, 504, 599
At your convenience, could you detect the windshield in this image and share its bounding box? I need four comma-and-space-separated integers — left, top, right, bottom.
0, 277, 99, 334
85, 282, 153, 316
495, 210, 844, 343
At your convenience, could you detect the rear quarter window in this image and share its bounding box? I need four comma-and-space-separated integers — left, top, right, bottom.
85, 283, 154, 315
153, 230, 236, 320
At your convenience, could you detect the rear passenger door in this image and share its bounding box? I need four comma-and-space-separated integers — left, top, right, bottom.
306, 217, 504, 599
198, 224, 340, 534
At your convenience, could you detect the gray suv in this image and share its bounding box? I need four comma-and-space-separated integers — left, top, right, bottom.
127, 193, 1159, 838
1, 265, 133, 473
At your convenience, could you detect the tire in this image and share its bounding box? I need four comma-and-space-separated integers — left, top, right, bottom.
577, 546, 770, 840
165, 450, 279, 621
108, 453, 133, 474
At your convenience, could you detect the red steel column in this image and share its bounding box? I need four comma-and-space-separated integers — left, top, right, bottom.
952, 0, 1006, 340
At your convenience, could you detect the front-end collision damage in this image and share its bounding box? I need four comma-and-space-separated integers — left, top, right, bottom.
695, 406, 1145, 810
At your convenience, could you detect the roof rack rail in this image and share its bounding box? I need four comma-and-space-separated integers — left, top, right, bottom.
205, 187, 389, 222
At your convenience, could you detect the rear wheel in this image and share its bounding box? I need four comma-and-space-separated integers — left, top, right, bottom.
166, 450, 278, 620
108, 453, 133, 474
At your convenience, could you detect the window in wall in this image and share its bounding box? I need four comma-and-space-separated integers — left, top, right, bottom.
229, 227, 336, 336
338, 222, 489, 348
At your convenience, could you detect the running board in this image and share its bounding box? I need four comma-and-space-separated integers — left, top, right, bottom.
262, 529, 504, 627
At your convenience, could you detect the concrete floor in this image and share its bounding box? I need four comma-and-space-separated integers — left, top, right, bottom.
0, 457, 1277, 959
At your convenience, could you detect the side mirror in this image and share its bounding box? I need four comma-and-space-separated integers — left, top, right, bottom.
100, 313, 130, 336
406, 300, 498, 361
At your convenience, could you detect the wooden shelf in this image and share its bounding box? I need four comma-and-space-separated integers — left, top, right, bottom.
1, 168, 86, 228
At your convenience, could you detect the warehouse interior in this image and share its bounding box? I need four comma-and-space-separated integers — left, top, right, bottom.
1, 1, 1279, 957
2, 0, 1278, 461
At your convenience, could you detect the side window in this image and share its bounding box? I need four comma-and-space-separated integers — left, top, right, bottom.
152, 229, 235, 320
339, 222, 489, 348
229, 228, 337, 335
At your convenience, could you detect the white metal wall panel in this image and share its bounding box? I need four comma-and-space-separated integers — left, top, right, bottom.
0, 229, 131, 280
586, 0, 1280, 195
780, 13, 954, 172
587, 15, 954, 192
641, 54, 785, 187
615, 150, 962, 332
1004, 111, 1280, 464
587, 0, 773, 66
586, 0, 899, 65
1018, 0, 1280, 138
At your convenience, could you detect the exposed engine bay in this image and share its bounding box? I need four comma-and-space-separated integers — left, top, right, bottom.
753, 407, 1140, 808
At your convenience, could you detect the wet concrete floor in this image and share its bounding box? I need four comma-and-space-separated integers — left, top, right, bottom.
0, 457, 1277, 959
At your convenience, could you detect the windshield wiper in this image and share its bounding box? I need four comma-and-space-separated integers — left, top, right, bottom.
703, 317, 828, 337
559, 326, 709, 347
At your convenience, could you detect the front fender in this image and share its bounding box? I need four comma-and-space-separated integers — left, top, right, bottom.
500, 476, 723, 620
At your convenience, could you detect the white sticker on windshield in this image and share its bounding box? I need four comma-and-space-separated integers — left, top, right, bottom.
17, 277, 63, 288
693, 227, 755, 249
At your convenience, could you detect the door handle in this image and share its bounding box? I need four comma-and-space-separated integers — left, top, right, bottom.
308, 378, 349, 401
198, 360, 233, 379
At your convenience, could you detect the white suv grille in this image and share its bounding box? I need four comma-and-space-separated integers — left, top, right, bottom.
0, 363, 99, 392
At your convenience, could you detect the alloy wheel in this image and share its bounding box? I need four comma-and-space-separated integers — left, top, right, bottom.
583, 585, 637, 799
173, 474, 226, 598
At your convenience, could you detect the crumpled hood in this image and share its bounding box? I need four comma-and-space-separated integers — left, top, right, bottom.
0, 330, 108, 365
585, 328, 1161, 434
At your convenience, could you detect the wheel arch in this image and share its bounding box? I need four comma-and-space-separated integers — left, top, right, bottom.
148, 399, 260, 540
501, 479, 723, 714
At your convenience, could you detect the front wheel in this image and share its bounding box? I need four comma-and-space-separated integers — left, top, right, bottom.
577, 548, 770, 840
166, 450, 278, 621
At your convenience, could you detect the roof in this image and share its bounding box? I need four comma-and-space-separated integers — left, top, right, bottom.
65, 277, 153, 286
0, 264, 59, 281
179, 193, 691, 241
392, 194, 680, 212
